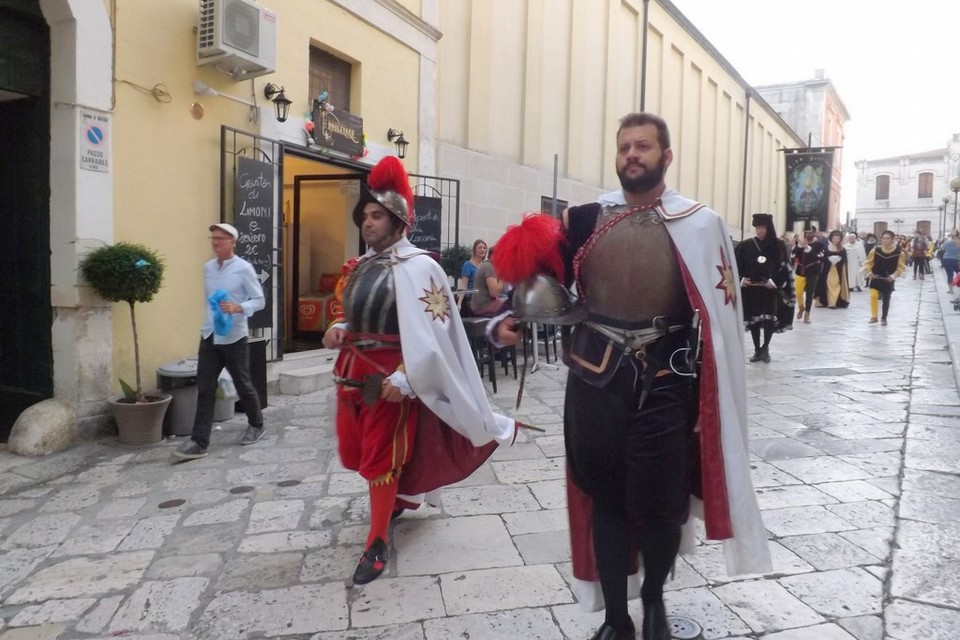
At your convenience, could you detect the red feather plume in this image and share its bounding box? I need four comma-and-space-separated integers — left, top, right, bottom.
493, 213, 565, 284
368, 156, 415, 225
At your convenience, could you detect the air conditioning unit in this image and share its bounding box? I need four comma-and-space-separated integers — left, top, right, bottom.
197, 0, 277, 79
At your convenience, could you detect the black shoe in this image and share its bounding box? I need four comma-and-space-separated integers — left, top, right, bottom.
760, 347, 771, 363
352, 537, 388, 585
390, 508, 405, 522
855, 286, 862, 292
749, 350, 762, 363
589, 620, 636, 640
172, 440, 208, 460
240, 426, 264, 445
642, 601, 670, 640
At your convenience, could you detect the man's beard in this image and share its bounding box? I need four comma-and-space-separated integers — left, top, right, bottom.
616, 154, 666, 193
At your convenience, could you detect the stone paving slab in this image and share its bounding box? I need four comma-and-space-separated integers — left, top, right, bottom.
0, 274, 959, 638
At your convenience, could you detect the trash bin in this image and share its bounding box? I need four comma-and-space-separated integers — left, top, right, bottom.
157, 359, 198, 436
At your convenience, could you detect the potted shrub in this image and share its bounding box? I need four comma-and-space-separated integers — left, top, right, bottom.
440, 244, 471, 285
80, 242, 171, 446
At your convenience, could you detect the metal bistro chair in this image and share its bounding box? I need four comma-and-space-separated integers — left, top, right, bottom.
461, 317, 517, 393
523, 323, 559, 364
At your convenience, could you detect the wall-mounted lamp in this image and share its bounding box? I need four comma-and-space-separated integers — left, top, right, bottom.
264, 83, 292, 123
387, 128, 409, 159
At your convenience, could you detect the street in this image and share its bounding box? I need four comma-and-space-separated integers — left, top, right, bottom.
0, 271, 958, 639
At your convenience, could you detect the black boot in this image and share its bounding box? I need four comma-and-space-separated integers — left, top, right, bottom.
760, 346, 771, 363
749, 350, 762, 363
642, 601, 670, 640
589, 619, 636, 640
352, 537, 388, 585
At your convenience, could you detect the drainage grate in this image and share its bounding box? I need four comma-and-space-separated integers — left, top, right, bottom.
229, 486, 256, 494
158, 499, 186, 509
667, 616, 703, 639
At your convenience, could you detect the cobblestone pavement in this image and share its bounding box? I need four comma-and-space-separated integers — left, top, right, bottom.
1, 271, 959, 640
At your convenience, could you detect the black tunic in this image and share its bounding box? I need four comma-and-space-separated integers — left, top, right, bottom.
735, 237, 793, 331
867, 246, 903, 293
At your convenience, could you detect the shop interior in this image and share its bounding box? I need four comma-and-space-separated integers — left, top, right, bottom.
282, 151, 363, 353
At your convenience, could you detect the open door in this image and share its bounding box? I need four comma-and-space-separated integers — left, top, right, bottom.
0, 5, 51, 440
288, 172, 363, 351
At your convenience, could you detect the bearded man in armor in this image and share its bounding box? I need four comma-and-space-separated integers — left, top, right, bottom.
323, 156, 518, 586
492, 113, 770, 640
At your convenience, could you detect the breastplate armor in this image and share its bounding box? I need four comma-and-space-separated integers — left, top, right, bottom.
342, 254, 400, 337
578, 205, 690, 327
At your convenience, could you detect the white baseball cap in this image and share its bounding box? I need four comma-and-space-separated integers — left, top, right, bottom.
209, 223, 238, 239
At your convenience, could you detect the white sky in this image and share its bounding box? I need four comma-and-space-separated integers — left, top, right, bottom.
670, 0, 960, 218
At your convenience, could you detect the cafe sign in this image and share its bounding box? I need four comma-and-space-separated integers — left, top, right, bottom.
311, 101, 364, 157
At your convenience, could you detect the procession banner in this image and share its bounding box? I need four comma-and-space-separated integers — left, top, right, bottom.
785, 148, 834, 230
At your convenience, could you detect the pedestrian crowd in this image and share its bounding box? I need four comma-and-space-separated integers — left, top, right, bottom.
735, 223, 954, 363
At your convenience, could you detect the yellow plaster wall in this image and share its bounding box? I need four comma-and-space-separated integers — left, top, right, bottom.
110, 0, 421, 388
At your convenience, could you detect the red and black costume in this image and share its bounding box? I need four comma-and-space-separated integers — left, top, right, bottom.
329, 156, 515, 586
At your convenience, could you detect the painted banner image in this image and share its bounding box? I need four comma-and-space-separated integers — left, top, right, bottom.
785, 149, 834, 229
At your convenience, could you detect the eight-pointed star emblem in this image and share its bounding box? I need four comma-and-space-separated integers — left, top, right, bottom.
419, 277, 451, 321
715, 248, 736, 306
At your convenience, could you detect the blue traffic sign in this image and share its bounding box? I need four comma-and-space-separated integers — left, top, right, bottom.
86, 126, 104, 145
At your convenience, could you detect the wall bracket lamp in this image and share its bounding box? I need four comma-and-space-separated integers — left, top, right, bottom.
387, 128, 409, 159
264, 83, 292, 123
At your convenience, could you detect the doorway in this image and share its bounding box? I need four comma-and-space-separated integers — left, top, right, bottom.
0, 4, 52, 440
283, 153, 362, 353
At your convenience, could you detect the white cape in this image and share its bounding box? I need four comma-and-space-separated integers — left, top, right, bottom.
386, 238, 516, 446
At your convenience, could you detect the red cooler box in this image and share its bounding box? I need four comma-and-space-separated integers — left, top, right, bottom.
298, 293, 342, 332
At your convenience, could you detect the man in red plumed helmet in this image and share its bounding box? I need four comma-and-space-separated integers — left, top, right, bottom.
322, 155, 517, 586
493, 113, 770, 640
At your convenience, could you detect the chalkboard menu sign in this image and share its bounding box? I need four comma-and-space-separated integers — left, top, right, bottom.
409, 195, 441, 254
234, 156, 275, 329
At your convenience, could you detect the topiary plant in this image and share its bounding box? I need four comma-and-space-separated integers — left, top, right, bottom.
440, 244, 471, 280
79, 242, 165, 402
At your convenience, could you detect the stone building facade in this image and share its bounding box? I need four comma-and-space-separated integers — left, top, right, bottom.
755, 69, 850, 231
855, 134, 960, 238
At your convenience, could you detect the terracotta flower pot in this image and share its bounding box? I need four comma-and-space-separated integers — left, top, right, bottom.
108, 393, 172, 447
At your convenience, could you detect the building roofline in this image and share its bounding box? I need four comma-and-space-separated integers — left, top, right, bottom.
859, 148, 948, 164
755, 78, 852, 122
656, 0, 806, 147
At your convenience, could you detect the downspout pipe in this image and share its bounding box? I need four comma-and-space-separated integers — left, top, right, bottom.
640, 0, 650, 110
738, 89, 752, 240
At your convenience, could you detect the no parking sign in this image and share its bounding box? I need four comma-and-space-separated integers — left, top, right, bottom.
80, 110, 110, 173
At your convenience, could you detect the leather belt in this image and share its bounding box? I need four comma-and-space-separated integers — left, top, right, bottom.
585, 318, 686, 353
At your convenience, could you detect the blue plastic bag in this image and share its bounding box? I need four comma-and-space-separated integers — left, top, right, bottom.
208, 289, 233, 336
